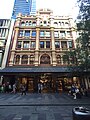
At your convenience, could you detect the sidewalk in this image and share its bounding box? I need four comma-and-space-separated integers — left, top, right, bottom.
0, 92, 90, 106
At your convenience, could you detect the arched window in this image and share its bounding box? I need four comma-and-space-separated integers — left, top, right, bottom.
54, 22, 58, 27
65, 22, 69, 27
40, 54, 50, 64
59, 21, 61, 26
29, 55, 34, 64
29, 21, 32, 26
21, 55, 28, 64
32, 21, 36, 26
43, 21, 47, 26
56, 55, 61, 64
69, 55, 74, 64
15, 55, 20, 64
21, 21, 25, 26
63, 55, 69, 65
40, 21, 43, 26
26, 21, 29, 26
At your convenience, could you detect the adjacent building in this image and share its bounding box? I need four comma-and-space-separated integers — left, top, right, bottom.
0, 19, 11, 68
12, 0, 36, 19
0, 9, 90, 93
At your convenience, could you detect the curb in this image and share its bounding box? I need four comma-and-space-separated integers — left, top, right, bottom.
0, 103, 90, 106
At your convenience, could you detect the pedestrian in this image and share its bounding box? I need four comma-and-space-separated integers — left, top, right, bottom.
21, 84, 26, 95
38, 82, 41, 93
9, 84, 12, 92
12, 84, 16, 93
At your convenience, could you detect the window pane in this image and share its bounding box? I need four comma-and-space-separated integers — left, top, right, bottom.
54, 31, 59, 37
26, 21, 29, 26
0, 53, 2, 66
45, 31, 50, 37
46, 41, 50, 48
19, 30, 23, 37
21, 22, 25, 26
32, 31, 36, 37
25, 30, 30, 37
55, 41, 60, 48
23, 41, 29, 48
60, 31, 66, 37
15, 55, 20, 64
17, 42, 22, 48
68, 41, 73, 48
67, 31, 72, 37
40, 31, 44, 37
40, 41, 44, 48
30, 55, 34, 64
61, 41, 67, 49
32, 22, 36, 26
21, 55, 28, 64
31, 41, 35, 48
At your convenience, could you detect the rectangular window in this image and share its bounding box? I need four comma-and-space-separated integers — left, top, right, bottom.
67, 31, 72, 37
45, 31, 50, 37
40, 41, 44, 48
46, 41, 50, 48
0, 40, 5, 46
25, 30, 30, 37
68, 41, 73, 48
60, 31, 66, 37
19, 30, 23, 37
0, 29, 6, 37
31, 41, 35, 48
55, 41, 60, 48
17, 41, 22, 48
32, 31, 36, 37
40, 31, 44, 37
0, 53, 2, 66
61, 41, 67, 49
23, 41, 29, 48
54, 31, 59, 37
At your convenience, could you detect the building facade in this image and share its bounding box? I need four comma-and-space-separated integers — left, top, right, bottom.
1, 9, 90, 93
0, 19, 11, 68
12, 0, 36, 19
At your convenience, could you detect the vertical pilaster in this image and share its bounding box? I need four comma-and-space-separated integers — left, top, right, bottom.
9, 28, 19, 66
19, 55, 22, 65
51, 28, 56, 66
34, 28, 40, 66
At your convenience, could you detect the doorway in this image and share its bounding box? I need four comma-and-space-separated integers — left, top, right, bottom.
39, 74, 54, 93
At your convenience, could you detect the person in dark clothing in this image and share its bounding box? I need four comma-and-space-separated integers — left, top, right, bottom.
21, 84, 26, 95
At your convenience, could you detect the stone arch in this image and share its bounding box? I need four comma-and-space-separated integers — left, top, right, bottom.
62, 55, 69, 64
21, 55, 28, 64
40, 54, 50, 64
56, 55, 61, 64
15, 55, 20, 64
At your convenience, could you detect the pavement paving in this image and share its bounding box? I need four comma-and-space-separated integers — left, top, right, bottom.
0, 92, 90, 120
0, 92, 90, 106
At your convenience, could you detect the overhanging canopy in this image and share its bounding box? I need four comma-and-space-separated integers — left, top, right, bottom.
0, 66, 82, 74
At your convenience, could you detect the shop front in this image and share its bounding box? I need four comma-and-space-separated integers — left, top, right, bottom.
0, 66, 84, 93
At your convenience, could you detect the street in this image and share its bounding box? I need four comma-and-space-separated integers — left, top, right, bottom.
0, 93, 90, 120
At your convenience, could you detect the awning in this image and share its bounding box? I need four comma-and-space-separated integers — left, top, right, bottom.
0, 66, 82, 74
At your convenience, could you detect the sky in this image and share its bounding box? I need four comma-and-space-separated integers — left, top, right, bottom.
0, 0, 79, 20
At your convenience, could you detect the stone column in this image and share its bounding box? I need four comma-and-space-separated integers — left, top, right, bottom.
61, 55, 63, 65
9, 28, 19, 66
19, 55, 22, 65
34, 28, 40, 66
28, 55, 30, 65
21, 41, 23, 50
51, 28, 56, 66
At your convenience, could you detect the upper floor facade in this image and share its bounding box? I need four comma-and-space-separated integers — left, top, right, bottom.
8, 9, 77, 67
